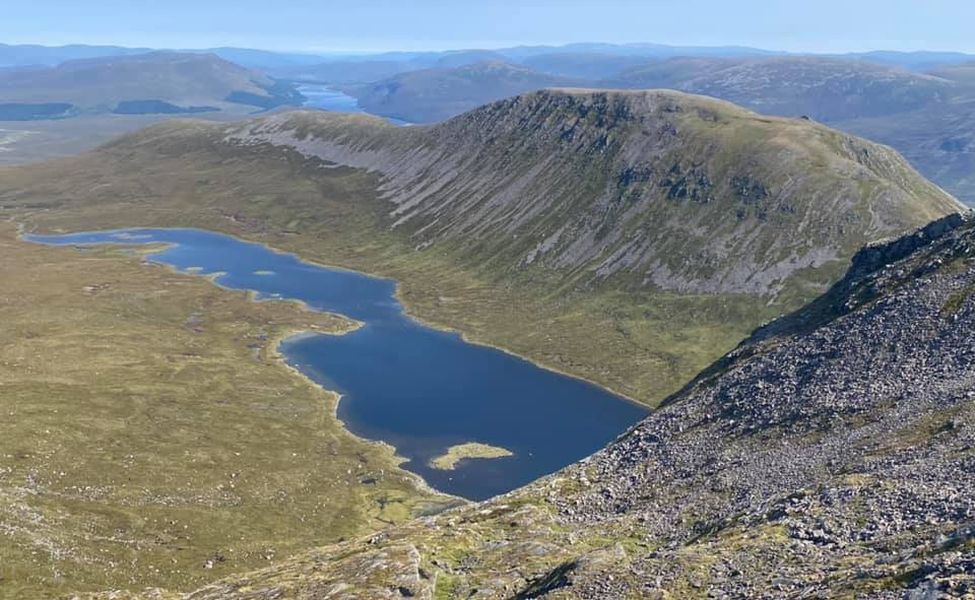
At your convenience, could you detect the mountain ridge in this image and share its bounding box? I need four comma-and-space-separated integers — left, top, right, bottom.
227, 88, 962, 297
315, 55, 975, 206
604, 56, 953, 122
341, 60, 579, 123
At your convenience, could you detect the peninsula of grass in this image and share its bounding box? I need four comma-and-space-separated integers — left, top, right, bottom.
430, 443, 515, 470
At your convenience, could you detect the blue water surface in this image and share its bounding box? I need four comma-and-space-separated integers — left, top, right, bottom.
299, 83, 412, 127
25, 228, 648, 500
299, 84, 364, 114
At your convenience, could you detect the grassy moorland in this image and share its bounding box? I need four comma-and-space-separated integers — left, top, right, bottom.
0, 224, 454, 597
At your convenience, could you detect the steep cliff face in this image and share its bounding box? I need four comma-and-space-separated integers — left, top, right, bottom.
140, 216, 975, 600
227, 89, 962, 297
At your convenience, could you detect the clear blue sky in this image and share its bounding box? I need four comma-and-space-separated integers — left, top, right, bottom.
3, 0, 974, 54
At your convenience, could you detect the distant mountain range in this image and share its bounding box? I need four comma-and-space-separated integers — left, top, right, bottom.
342, 61, 580, 123
603, 56, 952, 121
0, 51, 303, 119
3, 41, 974, 72
334, 56, 955, 124
0, 43, 332, 69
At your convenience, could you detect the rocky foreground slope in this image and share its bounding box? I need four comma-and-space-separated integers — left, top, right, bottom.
106, 213, 975, 599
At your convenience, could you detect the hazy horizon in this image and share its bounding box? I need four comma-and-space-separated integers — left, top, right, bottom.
4, 0, 975, 55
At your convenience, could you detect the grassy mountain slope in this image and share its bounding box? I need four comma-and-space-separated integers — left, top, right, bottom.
928, 61, 975, 87
0, 51, 301, 115
521, 53, 675, 79
273, 59, 420, 84
847, 49, 975, 70
0, 90, 960, 410
107, 214, 975, 599
839, 97, 975, 209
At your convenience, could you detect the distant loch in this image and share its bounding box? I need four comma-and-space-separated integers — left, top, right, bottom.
25, 228, 648, 500
299, 83, 411, 126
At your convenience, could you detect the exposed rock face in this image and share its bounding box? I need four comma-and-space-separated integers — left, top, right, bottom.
142, 215, 975, 599
226, 89, 962, 297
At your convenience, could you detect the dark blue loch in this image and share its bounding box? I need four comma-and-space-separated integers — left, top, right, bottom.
26, 228, 648, 500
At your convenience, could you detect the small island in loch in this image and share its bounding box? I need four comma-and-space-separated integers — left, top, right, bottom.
429, 442, 515, 470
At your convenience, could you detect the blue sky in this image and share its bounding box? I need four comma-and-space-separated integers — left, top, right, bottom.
3, 0, 974, 54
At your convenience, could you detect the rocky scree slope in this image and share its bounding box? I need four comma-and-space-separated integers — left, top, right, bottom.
227, 89, 961, 297
111, 214, 975, 599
